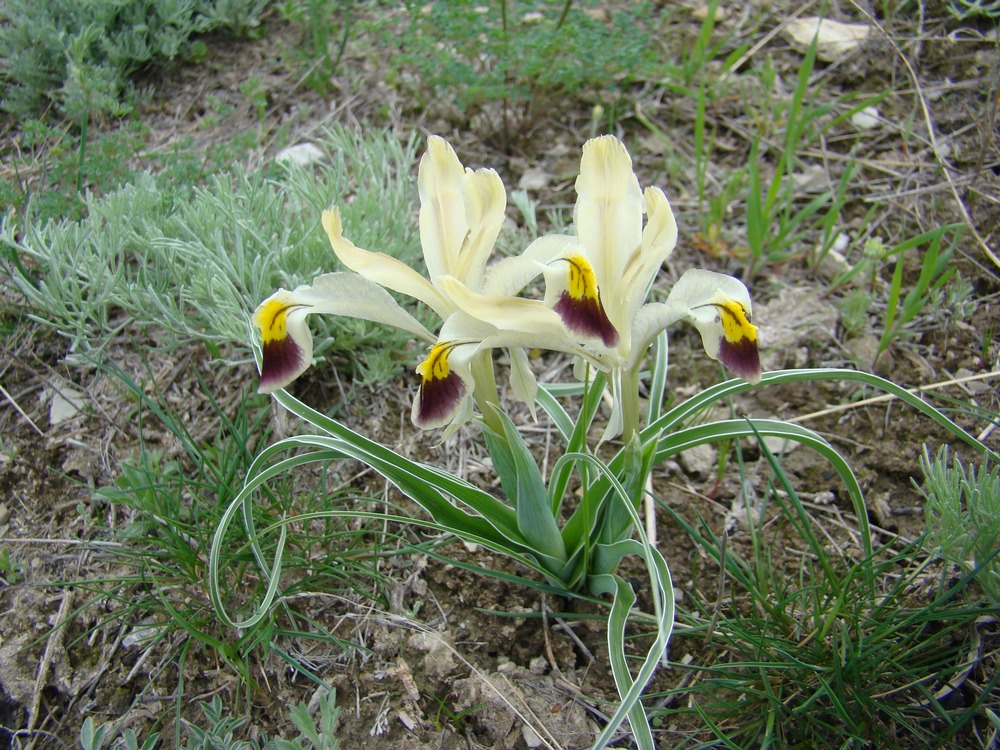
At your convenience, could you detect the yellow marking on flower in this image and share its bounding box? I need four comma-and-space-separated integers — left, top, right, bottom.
564, 255, 601, 302
549, 254, 619, 347
716, 299, 758, 344
414, 342, 467, 427
417, 342, 455, 383
253, 298, 298, 344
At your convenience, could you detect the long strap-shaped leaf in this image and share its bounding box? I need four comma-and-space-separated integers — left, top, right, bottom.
571, 453, 675, 750
208, 443, 563, 629
642, 368, 998, 462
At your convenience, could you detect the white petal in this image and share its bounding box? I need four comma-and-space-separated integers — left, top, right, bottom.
659, 269, 761, 382
480, 254, 546, 297
322, 208, 450, 318
623, 186, 677, 296
574, 135, 643, 294
508, 347, 538, 420
457, 166, 507, 286
253, 272, 435, 393
419, 136, 468, 282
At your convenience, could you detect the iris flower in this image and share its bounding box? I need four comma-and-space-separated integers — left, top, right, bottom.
252, 136, 542, 432
439, 134, 761, 439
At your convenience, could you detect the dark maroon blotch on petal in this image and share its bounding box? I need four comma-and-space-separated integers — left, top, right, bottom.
258, 337, 305, 393
554, 292, 619, 348
414, 371, 466, 427
718, 337, 761, 382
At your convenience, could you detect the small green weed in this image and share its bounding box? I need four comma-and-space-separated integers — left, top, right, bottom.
384, 1, 665, 142
1, 120, 147, 223
277, 0, 354, 97
0, 547, 25, 585
921, 445, 1000, 605
877, 224, 961, 358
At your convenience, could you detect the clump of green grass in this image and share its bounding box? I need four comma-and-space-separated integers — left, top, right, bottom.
382, 0, 667, 140
66, 360, 391, 731
652, 440, 999, 749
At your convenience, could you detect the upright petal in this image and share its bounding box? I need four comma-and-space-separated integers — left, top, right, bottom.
253, 273, 435, 393
457, 166, 507, 287
574, 135, 643, 295
620, 186, 677, 304
418, 136, 468, 282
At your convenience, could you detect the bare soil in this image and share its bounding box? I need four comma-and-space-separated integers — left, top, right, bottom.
1, 5, 999, 750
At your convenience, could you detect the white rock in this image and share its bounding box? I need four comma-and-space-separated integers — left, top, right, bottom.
851, 106, 881, 130
275, 142, 324, 166
518, 167, 551, 191
678, 443, 717, 478
47, 382, 86, 425
784, 17, 870, 62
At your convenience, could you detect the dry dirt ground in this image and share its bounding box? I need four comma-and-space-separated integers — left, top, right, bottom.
1, 4, 1000, 750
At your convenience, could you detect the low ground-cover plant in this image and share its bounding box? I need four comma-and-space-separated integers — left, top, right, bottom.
1, 127, 423, 384
382, 1, 667, 140
0, 0, 268, 120
922, 446, 1000, 606
215, 133, 997, 748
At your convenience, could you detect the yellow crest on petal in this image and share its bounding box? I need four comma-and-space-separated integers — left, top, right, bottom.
564, 255, 601, 302
551, 255, 619, 348
253, 297, 296, 344
413, 342, 468, 428
716, 299, 758, 345
252, 293, 312, 394
417, 342, 454, 382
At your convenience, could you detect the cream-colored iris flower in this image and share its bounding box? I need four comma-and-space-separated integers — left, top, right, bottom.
441, 135, 761, 439
252, 136, 541, 431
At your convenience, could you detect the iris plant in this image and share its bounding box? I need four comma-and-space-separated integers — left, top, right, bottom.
439, 134, 760, 439
253, 134, 761, 440
222, 133, 997, 749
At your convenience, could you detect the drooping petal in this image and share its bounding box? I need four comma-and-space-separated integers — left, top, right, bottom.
322, 208, 451, 319
413, 341, 472, 429
418, 136, 469, 282
661, 268, 761, 383
253, 293, 314, 393
524, 239, 622, 349
507, 347, 538, 421
574, 135, 643, 297
253, 273, 435, 393
550, 255, 619, 348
